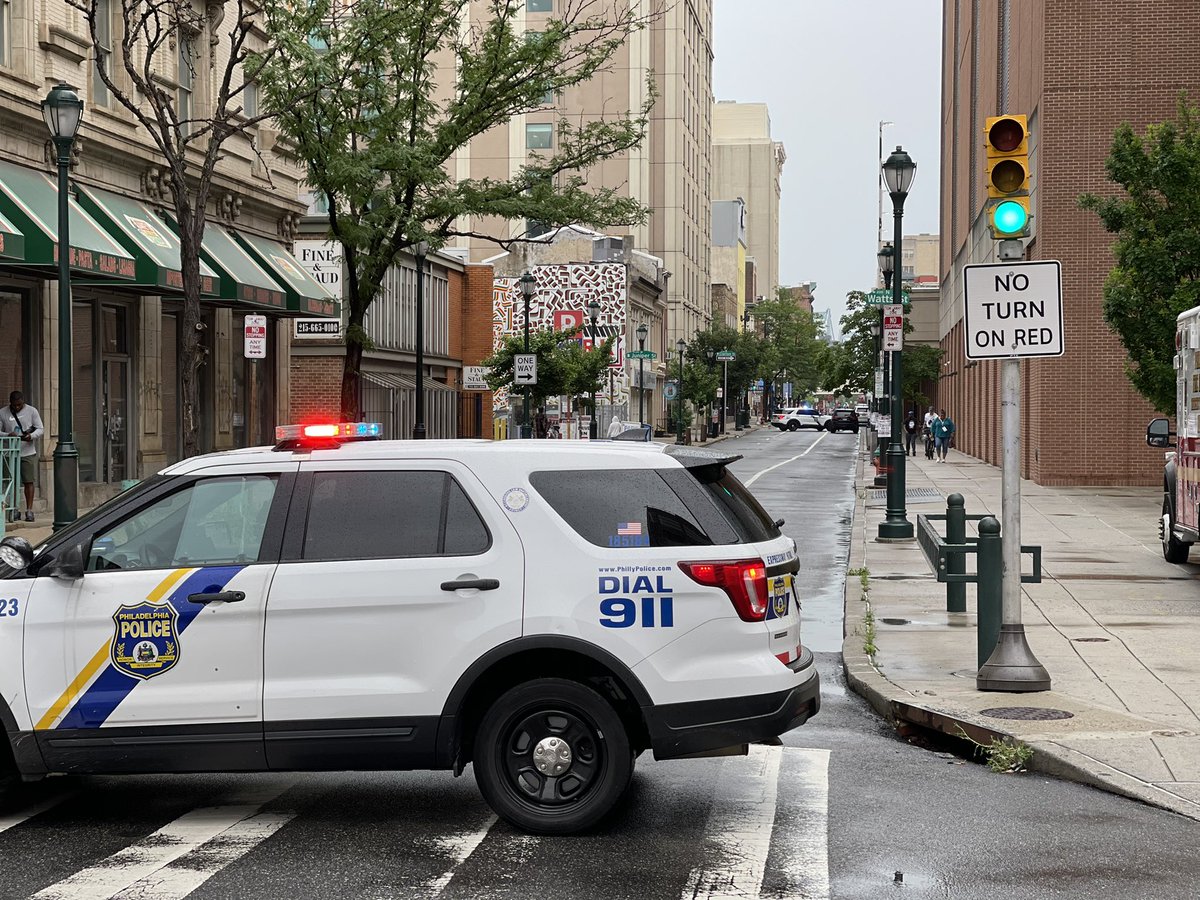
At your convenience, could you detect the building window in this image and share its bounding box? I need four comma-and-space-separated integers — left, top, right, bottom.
527, 0, 552, 11
178, 34, 194, 135
93, 0, 111, 105
0, 0, 11, 67
243, 78, 258, 118
525, 123, 552, 150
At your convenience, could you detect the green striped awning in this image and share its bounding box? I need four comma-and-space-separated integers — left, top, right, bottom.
0, 210, 23, 261
234, 231, 340, 318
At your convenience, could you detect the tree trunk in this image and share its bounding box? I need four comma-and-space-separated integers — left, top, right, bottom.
340, 288, 367, 421
177, 209, 205, 459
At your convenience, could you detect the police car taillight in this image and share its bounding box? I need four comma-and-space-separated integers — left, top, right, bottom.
274, 422, 383, 448
678, 559, 769, 622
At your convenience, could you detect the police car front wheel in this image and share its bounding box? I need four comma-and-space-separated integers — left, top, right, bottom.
473, 678, 633, 835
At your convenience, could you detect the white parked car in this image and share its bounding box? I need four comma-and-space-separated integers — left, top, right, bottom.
0, 423, 819, 835
772, 407, 830, 432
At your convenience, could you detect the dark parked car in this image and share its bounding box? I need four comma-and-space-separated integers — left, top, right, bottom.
825, 408, 860, 434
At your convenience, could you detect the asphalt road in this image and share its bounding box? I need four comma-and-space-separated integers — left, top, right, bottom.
0, 427, 1197, 899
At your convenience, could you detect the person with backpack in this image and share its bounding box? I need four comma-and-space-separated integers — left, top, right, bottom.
933, 409, 956, 462
904, 409, 920, 456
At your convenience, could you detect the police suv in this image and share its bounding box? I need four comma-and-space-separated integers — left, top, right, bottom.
0, 424, 819, 834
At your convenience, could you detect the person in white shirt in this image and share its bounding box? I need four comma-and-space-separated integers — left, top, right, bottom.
607, 415, 624, 438
0, 391, 44, 521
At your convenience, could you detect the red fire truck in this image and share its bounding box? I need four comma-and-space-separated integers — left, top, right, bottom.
1146, 305, 1200, 562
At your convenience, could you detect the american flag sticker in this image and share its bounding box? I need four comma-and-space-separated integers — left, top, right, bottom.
617, 522, 642, 536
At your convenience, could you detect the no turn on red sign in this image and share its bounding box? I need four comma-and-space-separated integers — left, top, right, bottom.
964, 261, 1064, 359
882, 304, 904, 352
244, 314, 267, 359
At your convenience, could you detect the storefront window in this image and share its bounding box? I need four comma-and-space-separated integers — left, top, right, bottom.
231, 315, 276, 448
73, 302, 96, 482
0, 290, 29, 401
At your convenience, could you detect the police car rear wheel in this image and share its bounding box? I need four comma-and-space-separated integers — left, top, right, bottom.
474, 678, 633, 835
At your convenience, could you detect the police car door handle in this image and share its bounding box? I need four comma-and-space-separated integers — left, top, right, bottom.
188, 590, 246, 605
440, 578, 500, 592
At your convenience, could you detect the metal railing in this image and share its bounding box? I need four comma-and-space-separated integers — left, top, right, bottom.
0, 436, 22, 539
917, 493, 1042, 668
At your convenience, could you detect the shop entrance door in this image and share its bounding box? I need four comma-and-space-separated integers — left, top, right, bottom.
102, 359, 129, 483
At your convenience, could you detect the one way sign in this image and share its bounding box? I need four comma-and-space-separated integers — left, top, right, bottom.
514, 354, 537, 385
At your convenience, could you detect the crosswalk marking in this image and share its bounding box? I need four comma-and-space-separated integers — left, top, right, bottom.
0, 790, 74, 834
774, 748, 831, 900
30, 782, 293, 900
110, 812, 295, 900
682, 744, 783, 899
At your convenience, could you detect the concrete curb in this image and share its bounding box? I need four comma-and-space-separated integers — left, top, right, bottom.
839, 436, 1200, 821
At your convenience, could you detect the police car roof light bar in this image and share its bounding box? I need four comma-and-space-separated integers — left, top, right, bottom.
678, 558, 769, 622
274, 422, 383, 450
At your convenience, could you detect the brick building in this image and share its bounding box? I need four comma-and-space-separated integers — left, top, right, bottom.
938, 0, 1199, 485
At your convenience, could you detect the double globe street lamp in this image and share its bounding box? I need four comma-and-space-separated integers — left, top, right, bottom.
878, 146, 916, 541
636, 322, 649, 427
42, 83, 84, 530
587, 299, 602, 438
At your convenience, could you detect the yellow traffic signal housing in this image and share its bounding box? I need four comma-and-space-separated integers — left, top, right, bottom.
984, 114, 1029, 199
988, 196, 1030, 240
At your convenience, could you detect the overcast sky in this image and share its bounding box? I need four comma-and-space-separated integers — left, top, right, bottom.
712, 0, 943, 334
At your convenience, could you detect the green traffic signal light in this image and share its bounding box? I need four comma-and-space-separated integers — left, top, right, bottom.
992, 199, 1029, 235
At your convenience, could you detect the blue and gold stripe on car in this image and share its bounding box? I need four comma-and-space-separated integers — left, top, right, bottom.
35, 565, 244, 731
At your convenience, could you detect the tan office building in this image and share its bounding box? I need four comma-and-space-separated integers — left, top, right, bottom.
713, 102, 785, 305
449, 0, 713, 347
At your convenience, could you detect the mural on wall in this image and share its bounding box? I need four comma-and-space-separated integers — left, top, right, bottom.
493, 263, 628, 413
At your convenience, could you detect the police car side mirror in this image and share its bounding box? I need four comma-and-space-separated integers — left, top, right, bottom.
1146, 417, 1174, 449
46, 542, 87, 580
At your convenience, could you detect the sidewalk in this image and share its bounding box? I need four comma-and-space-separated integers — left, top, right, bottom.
844, 442, 1200, 820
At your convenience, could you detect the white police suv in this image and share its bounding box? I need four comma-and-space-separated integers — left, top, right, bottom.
0, 423, 819, 834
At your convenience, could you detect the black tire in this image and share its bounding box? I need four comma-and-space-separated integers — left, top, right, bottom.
787, 421, 799, 432
1162, 494, 1191, 564
473, 678, 633, 835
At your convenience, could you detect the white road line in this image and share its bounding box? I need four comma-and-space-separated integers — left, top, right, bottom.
32, 782, 292, 900
0, 791, 74, 834
425, 814, 499, 896
111, 812, 295, 900
775, 747, 831, 900
681, 744, 783, 899
745, 432, 828, 487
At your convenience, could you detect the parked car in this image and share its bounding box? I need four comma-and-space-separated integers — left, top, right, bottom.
772, 408, 829, 432
825, 408, 860, 433
854, 403, 870, 424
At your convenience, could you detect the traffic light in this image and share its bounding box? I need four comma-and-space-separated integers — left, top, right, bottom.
984, 114, 1030, 239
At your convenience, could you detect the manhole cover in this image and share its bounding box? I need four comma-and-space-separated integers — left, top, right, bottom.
879, 618, 911, 625
1072, 637, 1109, 643
981, 707, 1074, 721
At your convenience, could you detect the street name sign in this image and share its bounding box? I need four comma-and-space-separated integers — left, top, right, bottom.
463, 366, 489, 391
964, 261, 1063, 360
882, 304, 904, 352
628, 349, 657, 360
716, 350, 737, 361
514, 354, 537, 385
866, 289, 910, 306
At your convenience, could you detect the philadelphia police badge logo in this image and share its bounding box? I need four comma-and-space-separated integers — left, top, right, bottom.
112, 602, 180, 680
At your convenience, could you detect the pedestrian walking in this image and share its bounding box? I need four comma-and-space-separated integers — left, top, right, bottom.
607, 415, 624, 438
904, 409, 920, 456
0, 391, 44, 521
933, 409, 956, 462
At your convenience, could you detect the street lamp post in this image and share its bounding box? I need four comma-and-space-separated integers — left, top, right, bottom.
636, 322, 649, 427
877, 242, 894, 419
737, 300, 755, 430
519, 272, 536, 439
704, 348, 716, 441
42, 84, 84, 530
878, 146, 916, 541
412, 241, 430, 439
587, 299, 601, 438
675, 338, 686, 444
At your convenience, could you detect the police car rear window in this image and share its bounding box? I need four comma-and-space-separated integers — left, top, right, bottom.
530, 469, 713, 548
686, 465, 781, 543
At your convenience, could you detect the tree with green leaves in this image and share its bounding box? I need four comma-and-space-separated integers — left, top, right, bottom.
752, 292, 825, 405
258, 0, 655, 418
482, 328, 613, 417
1079, 95, 1200, 414
684, 324, 763, 420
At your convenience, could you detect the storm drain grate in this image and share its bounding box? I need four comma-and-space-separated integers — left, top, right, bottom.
981, 707, 1075, 721
867, 488, 944, 503
879, 618, 911, 626
1072, 637, 1110, 643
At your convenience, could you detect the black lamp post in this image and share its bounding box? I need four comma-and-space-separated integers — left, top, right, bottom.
675, 338, 686, 444
587, 299, 601, 438
737, 301, 755, 430
877, 242, 894, 419
412, 241, 430, 439
636, 322, 649, 426
704, 348, 716, 440
879, 146, 916, 541
42, 83, 84, 530
519, 272, 536, 439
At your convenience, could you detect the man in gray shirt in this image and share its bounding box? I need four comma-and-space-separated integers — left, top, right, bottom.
0, 391, 44, 521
